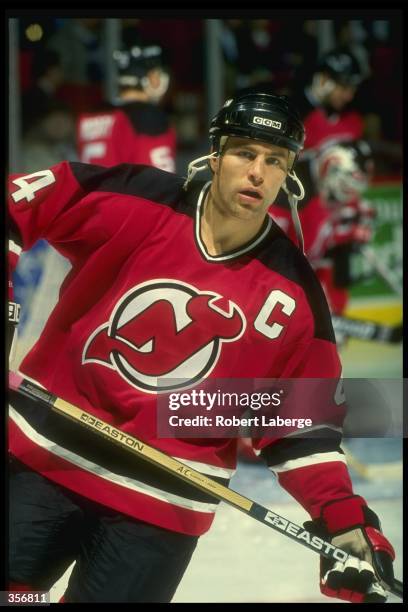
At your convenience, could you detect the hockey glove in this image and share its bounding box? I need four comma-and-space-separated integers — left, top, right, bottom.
326, 205, 373, 252
304, 495, 395, 603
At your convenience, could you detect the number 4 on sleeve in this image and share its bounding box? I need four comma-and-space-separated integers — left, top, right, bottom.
11, 170, 56, 203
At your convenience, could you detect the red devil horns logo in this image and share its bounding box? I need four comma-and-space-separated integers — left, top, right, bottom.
82, 280, 246, 393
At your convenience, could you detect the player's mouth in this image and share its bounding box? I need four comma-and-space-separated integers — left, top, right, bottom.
238, 189, 263, 204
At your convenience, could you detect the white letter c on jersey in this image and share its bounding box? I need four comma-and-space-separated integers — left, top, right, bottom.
254, 289, 296, 340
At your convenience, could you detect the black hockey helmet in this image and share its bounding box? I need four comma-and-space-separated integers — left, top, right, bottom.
317, 48, 364, 87
209, 93, 305, 170
113, 44, 166, 88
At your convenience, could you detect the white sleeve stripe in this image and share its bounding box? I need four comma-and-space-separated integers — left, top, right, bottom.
14, 372, 236, 481
285, 424, 343, 437
9, 239, 22, 255
9, 406, 218, 514
268, 452, 347, 473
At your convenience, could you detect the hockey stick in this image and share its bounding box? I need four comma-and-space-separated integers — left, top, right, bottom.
341, 444, 402, 481
359, 246, 402, 298
331, 314, 402, 344
8, 372, 403, 600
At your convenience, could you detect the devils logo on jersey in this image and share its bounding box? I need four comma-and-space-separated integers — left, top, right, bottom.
82, 279, 246, 393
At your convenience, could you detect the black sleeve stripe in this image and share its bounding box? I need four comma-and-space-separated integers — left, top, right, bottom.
256, 222, 336, 343
259, 429, 343, 467
69, 162, 185, 209
10, 390, 225, 505
8, 216, 23, 248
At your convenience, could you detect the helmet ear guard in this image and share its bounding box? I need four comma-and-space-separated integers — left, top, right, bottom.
311, 73, 337, 103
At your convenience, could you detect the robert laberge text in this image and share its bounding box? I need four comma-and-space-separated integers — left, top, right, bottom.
169, 415, 313, 428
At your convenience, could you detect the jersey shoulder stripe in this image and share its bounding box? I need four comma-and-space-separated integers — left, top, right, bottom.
69, 162, 204, 222
69, 161, 183, 203
256, 221, 336, 343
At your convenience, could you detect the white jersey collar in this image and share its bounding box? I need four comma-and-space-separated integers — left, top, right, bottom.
195, 182, 272, 263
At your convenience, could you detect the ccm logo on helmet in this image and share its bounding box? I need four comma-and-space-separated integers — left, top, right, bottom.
252, 116, 282, 129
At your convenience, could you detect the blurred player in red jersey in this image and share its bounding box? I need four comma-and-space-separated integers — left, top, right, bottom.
272, 140, 375, 317
273, 46, 366, 215
77, 43, 176, 171
8, 93, 395, 602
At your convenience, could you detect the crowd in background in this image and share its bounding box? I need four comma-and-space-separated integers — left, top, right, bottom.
16, 17, 402, 175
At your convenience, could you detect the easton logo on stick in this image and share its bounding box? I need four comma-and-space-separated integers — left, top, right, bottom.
264, 510, 348, 562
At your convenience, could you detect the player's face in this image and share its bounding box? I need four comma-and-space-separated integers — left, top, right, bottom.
326, 82, 357, 111
209, 137, 289, 221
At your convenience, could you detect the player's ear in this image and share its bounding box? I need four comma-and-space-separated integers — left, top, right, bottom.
208, 148, 219, 174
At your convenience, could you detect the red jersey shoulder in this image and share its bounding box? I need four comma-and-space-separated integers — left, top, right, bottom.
303, 108, 363, 150
9, 164, 71, 211
254, 225, 336, 345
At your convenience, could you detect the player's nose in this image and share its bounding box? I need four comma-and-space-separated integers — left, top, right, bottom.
247, 156, 265, 185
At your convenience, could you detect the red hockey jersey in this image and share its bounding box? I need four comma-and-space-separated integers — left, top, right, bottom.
302, 107, 363, 153
271, 196, 331, 261
8, 163, 352, 536
77, 102, 176, 172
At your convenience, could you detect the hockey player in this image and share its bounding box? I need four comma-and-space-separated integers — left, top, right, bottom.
272, 140, 375, 316
295, 47, 364, 153
274, 46, 365, 211
77, 43, 176, 171
8, 93, 395, 603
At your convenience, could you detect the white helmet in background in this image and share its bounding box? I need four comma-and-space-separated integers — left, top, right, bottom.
113, 44, 170, 102
317, 140, 374, 204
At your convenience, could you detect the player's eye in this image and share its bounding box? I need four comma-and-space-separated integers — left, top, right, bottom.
236, 150, 255, 160
267, 157, 287, 171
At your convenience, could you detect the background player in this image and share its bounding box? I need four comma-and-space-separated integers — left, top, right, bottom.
272, 139, 376, 318
288, 46, 365, 203
77, 42, 176, 171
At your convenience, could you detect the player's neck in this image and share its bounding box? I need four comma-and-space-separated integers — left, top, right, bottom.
201, 190, 265, 256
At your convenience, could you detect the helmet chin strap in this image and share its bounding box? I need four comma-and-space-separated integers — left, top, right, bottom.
183, 149, 306, 255
183, 152, 218, 190
282, 170, 306, 253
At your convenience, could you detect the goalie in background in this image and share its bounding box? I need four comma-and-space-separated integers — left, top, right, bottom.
272, 140, 376, 327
